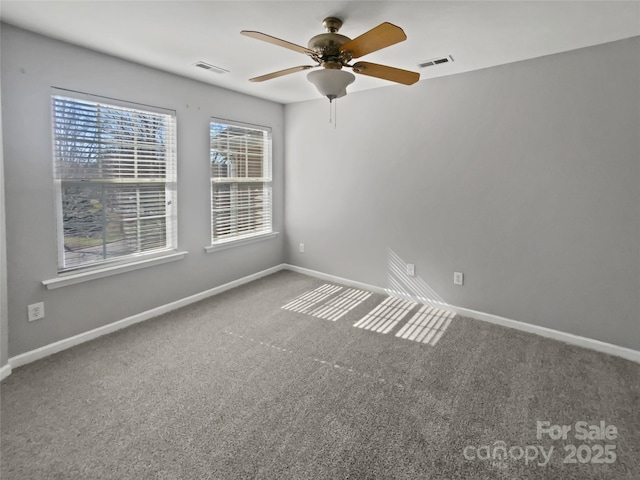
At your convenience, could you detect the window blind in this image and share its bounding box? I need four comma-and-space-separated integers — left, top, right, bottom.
210, 121, 272, 244
52, 94, 177, 271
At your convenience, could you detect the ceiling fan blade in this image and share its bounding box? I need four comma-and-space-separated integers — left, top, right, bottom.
340, 22, 407, 59
249, 65, 316, 82
352, 62, 420, 85
241, 31, 316, 56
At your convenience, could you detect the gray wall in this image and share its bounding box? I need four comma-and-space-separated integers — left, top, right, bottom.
0, 74, 8, 368
2, 22, 638, 359
284, 37, 640, 351
1, 24, 285, 357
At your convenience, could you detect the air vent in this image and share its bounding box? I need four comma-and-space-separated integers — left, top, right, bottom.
194, 61, 229, 74
418, 55, 454, 69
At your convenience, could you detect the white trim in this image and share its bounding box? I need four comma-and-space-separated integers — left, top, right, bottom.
285, 264, 390, 297
7, 262, 638, 377
0, 364, 11, 382
51, 87, 176, 118
205, 232, 279, 253
449, 303, 640, 364
282, 264, 640, 364
43, 251, 189, 290
11, 264, 285, 369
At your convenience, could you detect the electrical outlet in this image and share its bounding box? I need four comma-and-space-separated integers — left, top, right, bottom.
406, 263, 415, 277
454, 272, 464, 286
28, 302, 45, 321
299, 243, 305, 253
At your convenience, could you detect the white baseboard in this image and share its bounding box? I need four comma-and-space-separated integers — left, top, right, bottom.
5, 262, 639, 377
285, 264, 392, 297
0, 363, 11, 381
446, 304, 640, 364
8, 264, 286, 370
283, 264, 640, 364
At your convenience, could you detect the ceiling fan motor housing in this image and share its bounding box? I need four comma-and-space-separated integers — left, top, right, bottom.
308, 33, 352, 68
308, 18, 352, 69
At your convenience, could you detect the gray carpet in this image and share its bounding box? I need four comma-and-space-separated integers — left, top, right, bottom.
1, 270, 639, 479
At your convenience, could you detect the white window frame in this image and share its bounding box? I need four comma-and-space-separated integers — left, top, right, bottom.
207, 118, 275, 251
50, 88, 179, 274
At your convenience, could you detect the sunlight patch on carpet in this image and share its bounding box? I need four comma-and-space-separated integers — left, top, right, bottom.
307, 288, 372, 321
282, 284, 371, 321
353, 296, 416, 333
281, 284, 343, 313
395, 305, 455, 346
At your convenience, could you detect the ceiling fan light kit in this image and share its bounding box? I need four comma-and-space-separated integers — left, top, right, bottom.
307, 69, 355, 101
241, 16, 420, 102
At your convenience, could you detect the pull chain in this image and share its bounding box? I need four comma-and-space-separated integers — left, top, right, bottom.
328, 98, 338, 129
334, 98, 337, 129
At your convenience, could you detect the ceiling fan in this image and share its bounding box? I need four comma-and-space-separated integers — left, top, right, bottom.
241, 17, 420, 101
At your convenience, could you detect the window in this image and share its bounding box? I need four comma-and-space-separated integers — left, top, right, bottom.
210, 119, 272, 245
52, 91, 177, 272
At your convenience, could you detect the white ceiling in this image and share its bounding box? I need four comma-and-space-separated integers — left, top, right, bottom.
1, 1, 639, 104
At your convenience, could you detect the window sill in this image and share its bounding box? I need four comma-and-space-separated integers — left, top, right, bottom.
205, 232, 279, 253
42, 251, 189, 290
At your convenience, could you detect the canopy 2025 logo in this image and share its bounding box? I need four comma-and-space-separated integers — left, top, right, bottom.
463, 420, 618, 470
537, 421, 618, 464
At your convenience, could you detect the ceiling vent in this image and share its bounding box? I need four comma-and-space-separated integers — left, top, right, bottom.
418, 55, 454, 69
194, 61, 229, 74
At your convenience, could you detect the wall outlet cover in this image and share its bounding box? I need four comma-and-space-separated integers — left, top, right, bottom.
28, 302, 45, 321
